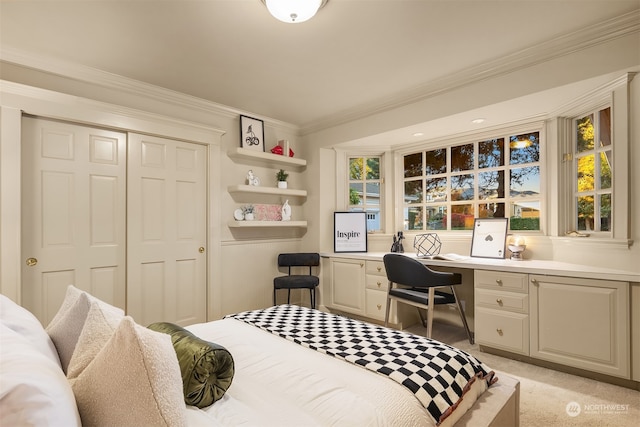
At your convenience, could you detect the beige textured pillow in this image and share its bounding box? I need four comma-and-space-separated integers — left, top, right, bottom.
46, 292, 92, 373
46, 285, 124, 374
71, 317, 186, 427
66, 301, 123, 379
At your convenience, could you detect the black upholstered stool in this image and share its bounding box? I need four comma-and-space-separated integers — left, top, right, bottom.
273, 253, 320, 309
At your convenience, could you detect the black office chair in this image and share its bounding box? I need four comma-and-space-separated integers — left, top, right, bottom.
273, 253, 320, 309
383, 253, 473, 344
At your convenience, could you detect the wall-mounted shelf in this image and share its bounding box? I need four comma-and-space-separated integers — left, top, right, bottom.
228, 148, 306, 171
228, 220, 307, 229
227, 184, 307, 204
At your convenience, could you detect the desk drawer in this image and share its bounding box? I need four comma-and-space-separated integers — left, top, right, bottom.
475, 307, 529, 355
475, 270, 528, 293
366, 260, 386, 276
366, 274, 387, 291
475, 288, 528, 314
365, 289, 387, 321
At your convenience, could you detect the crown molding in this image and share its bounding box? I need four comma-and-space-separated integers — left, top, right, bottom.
300, 10, 640, 135
0, 47, 299, 132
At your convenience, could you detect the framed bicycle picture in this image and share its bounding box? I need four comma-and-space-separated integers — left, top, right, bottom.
334, 212, 367, 253
239, 115, 265, 152
470, 218, 508, 259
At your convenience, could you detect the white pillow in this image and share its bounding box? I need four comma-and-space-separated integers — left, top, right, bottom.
0, 324, 81, 427
46, 285, 124, 373
0, 294, 60, 367
71, 317, 187, 427
66, 301, 123, 379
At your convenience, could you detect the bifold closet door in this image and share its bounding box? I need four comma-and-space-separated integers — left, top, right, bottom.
21, 116, 127, 325
126, 133, 207, 326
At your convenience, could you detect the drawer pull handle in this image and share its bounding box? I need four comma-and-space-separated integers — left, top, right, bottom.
377, 281, 382, 288
376, 304, 382, 310
496, 279, 503, 285
496, 328, 503, 335
496, 298, 503, 305
377, 267, 382, 272
360, 263, 364, 268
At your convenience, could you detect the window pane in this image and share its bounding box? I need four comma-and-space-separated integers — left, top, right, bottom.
600, 151, 612, 189
425, 149, 447, 175
404, 180, 422, 204
510, 132, 539, 164
426, 206, 446, 230
479, 170, 505, 199
451, 174, 474, 201
349, 158, 364, 180
510, 166, 540, 197
426, 177, 447, 202
576, 114, 594, 152
599, 107, 611, 148
404, 153, 422, 178
600, 194, 611, 231
479, 138, 505, 168
367, 158, 380, 179
366, 182, 380, 206
577, 155, 594, 192
478, 202, 505, 219
349, 183, 363, 205
451, 143, 474, 172
404, 206, 423, 230
451, 204, 474, 230
510, 201, 540, 230
577, 195, 594, 231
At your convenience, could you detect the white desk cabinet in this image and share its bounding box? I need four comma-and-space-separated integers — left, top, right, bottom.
326, 257, 407, 326
328, 257, 366, 315
529, 275, 629, 378
475, 271, 529, 355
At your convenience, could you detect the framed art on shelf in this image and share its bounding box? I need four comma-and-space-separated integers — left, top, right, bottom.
334, 212, 367, 253
239, 115, 265, 151
470, 218, 508, 259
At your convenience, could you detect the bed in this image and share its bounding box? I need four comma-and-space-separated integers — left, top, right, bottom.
0, 287, 519, 426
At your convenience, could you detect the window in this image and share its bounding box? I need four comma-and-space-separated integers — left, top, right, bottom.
348, 156, 382, 232
403, 130, 541, 232
574, 106, 612, 233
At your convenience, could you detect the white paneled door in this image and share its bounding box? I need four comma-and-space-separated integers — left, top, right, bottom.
127, 133, 207, 327
21, 117, 127, 325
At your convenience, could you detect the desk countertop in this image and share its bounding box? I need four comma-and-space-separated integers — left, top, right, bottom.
321, 252, 640, 283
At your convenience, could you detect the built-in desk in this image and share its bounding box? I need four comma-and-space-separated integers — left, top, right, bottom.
321, 252, 640, 389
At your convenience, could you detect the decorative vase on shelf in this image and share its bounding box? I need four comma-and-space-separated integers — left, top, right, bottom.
244, 213, 254, 221
278, 181, 287, 189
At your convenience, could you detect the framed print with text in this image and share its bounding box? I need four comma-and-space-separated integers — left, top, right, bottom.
470, 218, 508, 259
334, 212, 367, 253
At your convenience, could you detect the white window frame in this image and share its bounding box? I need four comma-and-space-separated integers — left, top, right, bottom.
396, 122, 546, 235
335, 149, 388, 234
554, 73, 633, 246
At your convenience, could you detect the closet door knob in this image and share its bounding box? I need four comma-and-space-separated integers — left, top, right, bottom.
26, 257, 38, 267
199, 247, 205, 253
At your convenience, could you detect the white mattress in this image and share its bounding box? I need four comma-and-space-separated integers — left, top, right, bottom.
184, 318, 491, 427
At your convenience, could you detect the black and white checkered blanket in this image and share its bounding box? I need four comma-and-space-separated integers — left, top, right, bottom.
226, 305, 497, 425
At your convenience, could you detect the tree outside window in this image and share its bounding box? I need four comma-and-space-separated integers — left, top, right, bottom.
403, 130, 541, 232
575, 107, 612, 232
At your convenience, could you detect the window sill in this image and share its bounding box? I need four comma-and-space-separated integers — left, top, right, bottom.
549, 236, 633, 249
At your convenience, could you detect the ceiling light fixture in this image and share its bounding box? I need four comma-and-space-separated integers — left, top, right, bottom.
262, 0, 328, 23
471, 118, 485, 124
